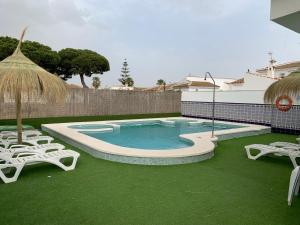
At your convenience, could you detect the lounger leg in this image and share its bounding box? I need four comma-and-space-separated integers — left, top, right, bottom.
46, 154, 79, 171
0, 164, 23, 184
289, 154, 299, 168
296, 179, 300, 196
288, 168, 300, 206
67, 154, 80, 170
245, 147, 265, 160
60, 154, 79, 171
288, 174, 296, 206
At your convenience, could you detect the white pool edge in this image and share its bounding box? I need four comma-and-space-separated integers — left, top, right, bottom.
42, 117, 271, 165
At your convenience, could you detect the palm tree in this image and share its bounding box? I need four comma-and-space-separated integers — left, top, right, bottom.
264, 71, 300, 103
0, 28, 67, 143
156, 79, 166, 91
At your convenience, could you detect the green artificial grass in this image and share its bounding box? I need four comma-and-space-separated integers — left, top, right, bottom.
0, 125, 34, 131
0, 116, 299, 225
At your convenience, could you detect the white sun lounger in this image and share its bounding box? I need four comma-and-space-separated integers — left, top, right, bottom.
0, 150, 80, 183
245, 144, 300, 168
0, 130, 42, 139
270, 142, 300, 150
0, 136, 54, 149
0, 143, 65, 156
288, 166, 300, 206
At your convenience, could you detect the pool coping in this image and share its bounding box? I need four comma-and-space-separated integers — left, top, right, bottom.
42, 117, 271, 165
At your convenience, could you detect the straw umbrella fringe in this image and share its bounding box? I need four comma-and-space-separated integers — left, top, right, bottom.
0, 28, 67, 143
264, 72, 300, 103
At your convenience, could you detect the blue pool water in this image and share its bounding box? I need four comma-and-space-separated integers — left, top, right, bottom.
77, 120, 243, 150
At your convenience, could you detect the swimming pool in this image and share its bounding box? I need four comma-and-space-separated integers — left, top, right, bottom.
79, 120, 242, 150
42, 117, 271, 165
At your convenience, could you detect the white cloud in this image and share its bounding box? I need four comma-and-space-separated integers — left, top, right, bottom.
0, 0, 299, 87
143, 0, 253, 21
75, 0, 254, 24
48, 0, 87, 25
0, 0, 109, 48
0, 0, 86, 28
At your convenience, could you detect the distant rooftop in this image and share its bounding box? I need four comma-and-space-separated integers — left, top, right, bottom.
226, 78, 245, 85
256, 60, 300, 73
145, 83, 178, 92
174, 81, 219, 89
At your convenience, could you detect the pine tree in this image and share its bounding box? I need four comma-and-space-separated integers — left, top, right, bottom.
119, 59, 134, 87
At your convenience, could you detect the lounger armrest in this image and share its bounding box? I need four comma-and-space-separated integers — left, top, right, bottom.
9, 145, 28, 149
38, 136, 53, 139
0, 131, 14, 135
6, 136, 17, 140
24, 131, 42, 137
0, 134, 17, 139
283, 146, 300, 151
15, 152, 37, 158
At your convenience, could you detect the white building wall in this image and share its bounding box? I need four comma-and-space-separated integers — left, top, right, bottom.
182, 90, 300, 105
274, 68, 299, 78
182, 90, 266, 104
228, 73, 276, 91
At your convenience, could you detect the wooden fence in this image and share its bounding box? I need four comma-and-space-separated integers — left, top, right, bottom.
0, 89, 181, 119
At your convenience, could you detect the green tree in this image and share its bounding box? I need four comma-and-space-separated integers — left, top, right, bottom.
126, 77, 134, 87
22, 41, 60, 73
0, 36, 60, 73
0, 36, 110, 88
56, 48, 80, 80
0, 36, 18, 60
58, 48, 110, 88
119, 59, 134, 87
92, 77, 101, 89
156, 79, 166, 91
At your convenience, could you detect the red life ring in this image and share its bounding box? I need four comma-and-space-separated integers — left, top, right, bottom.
275, 95, 293, 112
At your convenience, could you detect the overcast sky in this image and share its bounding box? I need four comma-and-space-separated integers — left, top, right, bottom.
0, 0, 300, 87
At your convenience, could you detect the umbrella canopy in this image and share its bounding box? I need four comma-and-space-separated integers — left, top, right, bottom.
264, 71, 300, 103
0, 28, 67, 143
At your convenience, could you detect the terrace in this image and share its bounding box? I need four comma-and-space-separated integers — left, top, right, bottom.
0, 115, 299, 225
1, 1, 300, 225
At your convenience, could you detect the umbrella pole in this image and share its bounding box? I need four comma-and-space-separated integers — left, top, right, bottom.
16, 91, 22, 144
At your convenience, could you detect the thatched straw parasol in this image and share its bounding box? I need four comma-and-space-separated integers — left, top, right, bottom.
0, 28, 67, 143
264, 71, 300, 103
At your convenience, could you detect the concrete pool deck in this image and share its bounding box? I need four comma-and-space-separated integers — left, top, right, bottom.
42, 117, 271, 165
